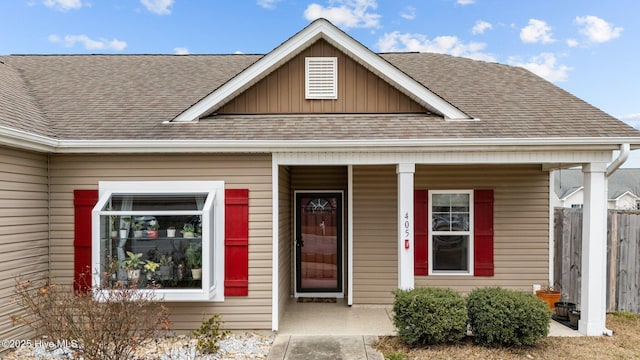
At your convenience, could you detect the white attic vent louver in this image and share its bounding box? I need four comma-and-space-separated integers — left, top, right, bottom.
305, 57, 337, 99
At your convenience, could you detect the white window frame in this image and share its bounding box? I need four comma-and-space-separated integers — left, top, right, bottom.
91, 181, 225, 302
305, 57, 338, 99
428, 190, 474, 276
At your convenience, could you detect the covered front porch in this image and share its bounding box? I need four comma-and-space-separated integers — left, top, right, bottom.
270, 149, 619, 336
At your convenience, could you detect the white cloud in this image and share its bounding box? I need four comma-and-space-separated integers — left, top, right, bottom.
257, 0, 281, 9
48, 34, 127, 51
377, 31, 496, 62
520, 19, 555, 44
234, 50, 244, 54
618, 113, 640, 130
400, 6, 416, 20
457, 0, 475, 5
304, 0, 381, 29
575, 15, 622, 43
140, 0, 173, 15
173, 47, 189, 55
508, 53, 571, 82
566, 38, 579, 47
43, 0, 82, 11
472, 20, 492, 35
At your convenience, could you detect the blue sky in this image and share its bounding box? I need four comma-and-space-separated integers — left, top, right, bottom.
1, 0, 640, 165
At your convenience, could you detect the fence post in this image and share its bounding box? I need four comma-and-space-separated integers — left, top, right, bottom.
607, 211, 617, 312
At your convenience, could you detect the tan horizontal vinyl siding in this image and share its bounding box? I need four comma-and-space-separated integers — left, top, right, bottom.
218, 39, 426, 114
352, 165, 398, 304
48, 154, 273, 331
278, 165, 291, 324
416, 165, 549, 293
0, 147, 49, 344
351, 164, 549, 304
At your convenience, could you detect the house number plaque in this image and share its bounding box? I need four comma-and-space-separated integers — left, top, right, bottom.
403, 212, 411, 249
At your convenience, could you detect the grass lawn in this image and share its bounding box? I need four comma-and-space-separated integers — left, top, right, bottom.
376, 312, 640, 359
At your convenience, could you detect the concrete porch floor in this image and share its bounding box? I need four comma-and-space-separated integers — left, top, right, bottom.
277, 298, 581, 337
278, 298, 395, 336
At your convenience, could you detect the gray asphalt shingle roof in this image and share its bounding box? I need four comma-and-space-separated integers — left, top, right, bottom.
1, 52, 638, 141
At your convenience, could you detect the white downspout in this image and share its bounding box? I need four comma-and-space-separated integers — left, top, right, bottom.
601, 143, 629, 336
606, 144, 630, 177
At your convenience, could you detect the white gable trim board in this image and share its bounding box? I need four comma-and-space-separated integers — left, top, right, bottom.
170, 18, 470, 122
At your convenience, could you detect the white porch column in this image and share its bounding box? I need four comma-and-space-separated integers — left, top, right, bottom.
397, 163, 415, 290
579, 162, 608, 336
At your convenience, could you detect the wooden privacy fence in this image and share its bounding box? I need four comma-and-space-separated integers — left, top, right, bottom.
554, 208, 640, 313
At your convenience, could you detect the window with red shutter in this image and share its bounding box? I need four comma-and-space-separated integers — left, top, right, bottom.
224, 189, 249, 296
414, 190, 428, 275
90, 181, 226, 301
74, 190, 98, 293
473, 189, 494, 276
413, 189, 494, 277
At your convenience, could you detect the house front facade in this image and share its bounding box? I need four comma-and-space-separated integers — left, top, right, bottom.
1, 19, 639, 340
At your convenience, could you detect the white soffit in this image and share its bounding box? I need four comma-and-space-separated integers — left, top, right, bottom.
171, 18, 470, 122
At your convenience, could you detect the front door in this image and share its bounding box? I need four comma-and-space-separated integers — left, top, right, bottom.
295, 192, 343, 294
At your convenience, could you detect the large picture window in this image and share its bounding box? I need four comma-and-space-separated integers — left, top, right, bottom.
92, 181, 225, 301
429, 190, 473, 275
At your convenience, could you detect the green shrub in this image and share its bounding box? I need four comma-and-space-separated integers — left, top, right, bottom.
467, 287, 551, 347
393, 287, 468, 346
192, 313, 229, 354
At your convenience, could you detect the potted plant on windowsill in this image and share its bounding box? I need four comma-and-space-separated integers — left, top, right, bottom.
143, 260, 159, 281
166, 226, 176, 238
185, 243, 202, 280
133, 222, 144, 238
181, 224, 195, 239
146, 219, 159, 239
119, 224, 129, 239
158, 255, 174, 281
124, 251, 143, 285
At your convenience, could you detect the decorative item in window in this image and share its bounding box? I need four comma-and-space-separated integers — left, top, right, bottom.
119, 225, 128, 239
109, 215, 118, 240
133, 222, 144, 238
185, 242, 202, 280
166, 226, 176, 238
124, 251, 143, 285
144, 260, 160, 281
157, 255, 174, 281
182, 223, 195, 238
146, 218, 159, 238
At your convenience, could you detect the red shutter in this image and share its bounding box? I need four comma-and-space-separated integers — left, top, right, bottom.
474, 189, 494, 276
224, 189, 249, 296
414, 189, 428, 276
73, 190, 98, 293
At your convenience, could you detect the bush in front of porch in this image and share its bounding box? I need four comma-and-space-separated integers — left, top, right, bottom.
467, 287, 551, 347
393, 287, 468, 346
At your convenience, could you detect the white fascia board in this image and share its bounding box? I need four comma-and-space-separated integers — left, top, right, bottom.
0, 125, 57, 152
171, 19, 469, 122
52, 136, 640, 153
